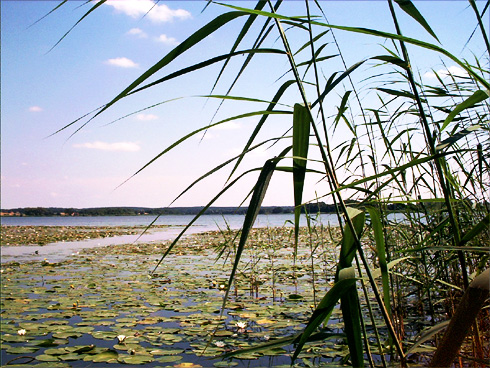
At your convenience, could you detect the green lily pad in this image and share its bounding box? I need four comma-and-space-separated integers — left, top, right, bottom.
44, 347, 70, 356
118, 354, 154, 364
6, 346, 39, 354
213, 361, 238, 367
35, 354, 61, 362
85, 349, 119, 363
155, 355, 183, 363
52, 331, 82, 339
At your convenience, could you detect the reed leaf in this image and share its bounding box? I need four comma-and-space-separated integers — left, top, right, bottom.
366, 206, 391, 319
393, 0, 439, 42
441, 90, 489, 131
293, 103, 311, 249
292, 275, 358, 362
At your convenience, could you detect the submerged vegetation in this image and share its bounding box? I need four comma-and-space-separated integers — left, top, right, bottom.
3, 0, 490, 367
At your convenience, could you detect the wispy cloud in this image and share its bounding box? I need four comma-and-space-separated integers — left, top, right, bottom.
423, 65, 469, 80
28, 106, 43, 112
156, 34, 178, 46
105, 57, 139, 68
126, 27, 148, 38
210, 121, 241, 130
72, 141, 141, 152
105, 0, 191, 23
136, 113, 158, 121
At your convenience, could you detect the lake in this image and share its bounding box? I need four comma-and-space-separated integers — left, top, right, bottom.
0, 213, 341, 228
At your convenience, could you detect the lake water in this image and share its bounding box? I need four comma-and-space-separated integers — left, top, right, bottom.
0, 213, 341, 228
0, 214, 341, 263
0, 213, 409, 263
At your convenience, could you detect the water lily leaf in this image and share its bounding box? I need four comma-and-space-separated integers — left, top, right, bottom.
68, 344, 96, 353
150, 348, 185, 355
6, 346, 40, 354
214, 330, 233, 337
155, 355, 183, 362
52, 331, 82, 339
88, 349, 119, 363
92, 330, 118, 340
36, 354, 62, 362
1, 334, 26, 343
59, 353, 85, 361
214, 361, 238, 367
44, 347, 70, 356
118, 354, 154, 364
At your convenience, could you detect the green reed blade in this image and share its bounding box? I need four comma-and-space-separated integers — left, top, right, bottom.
47, 0, 107, 53
228, 80, 297, 181
441, 91, 489, 131
92, 11, 250, 120
217, 2, 490, 89
338, 207, 365, 269
459, 214, 490, 246
436, 125, 481, 152
366, 206, 392, 319
336, 209, 365, 367
394, 0, 439, 42
221, 148, 290, 313
292, 275, 358, 362
293, 103, 311, 249
209, 0, 269, 95
128, 48, 286, 96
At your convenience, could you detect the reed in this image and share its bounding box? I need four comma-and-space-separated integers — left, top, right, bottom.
51, 0, 489, 366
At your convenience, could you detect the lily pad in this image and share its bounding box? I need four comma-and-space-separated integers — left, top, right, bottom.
118, 354, 154, 364
6, 346, 39, 354
155, 355, 183, 363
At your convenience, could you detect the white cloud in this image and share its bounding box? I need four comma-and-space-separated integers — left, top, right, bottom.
136, 113, 158, 121
423, 65, 469, 80
156, 34, 178, 46
210, 121, 241, 131
127, 27, 148, 38
106, 0, 191, 23
29, 106, 43, 112
72, 141, 141, 152
105, 57, 138, 68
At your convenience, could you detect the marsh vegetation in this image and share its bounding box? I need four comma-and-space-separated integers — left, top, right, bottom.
2, 0, 489, 367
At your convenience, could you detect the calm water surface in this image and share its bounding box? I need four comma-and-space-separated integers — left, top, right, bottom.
0, 213, 409, 263
0, 214, 341, 263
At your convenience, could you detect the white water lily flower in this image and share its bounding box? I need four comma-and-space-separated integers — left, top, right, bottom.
17, 329, 26, 336
117, 335, 126, 343
214, 341, 225, 348
236, 321, 247, 329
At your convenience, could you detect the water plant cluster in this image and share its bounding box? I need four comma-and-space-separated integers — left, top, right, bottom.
13, 0, 490, 366
0, 226, 353, 367
0, 226, 150, 246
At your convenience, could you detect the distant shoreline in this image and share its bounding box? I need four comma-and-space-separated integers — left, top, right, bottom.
0, 201, 411, 217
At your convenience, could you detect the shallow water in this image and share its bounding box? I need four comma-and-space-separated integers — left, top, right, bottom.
0, 226, 208, 263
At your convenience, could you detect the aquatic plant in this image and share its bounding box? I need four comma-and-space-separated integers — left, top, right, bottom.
44, 0, 490, 366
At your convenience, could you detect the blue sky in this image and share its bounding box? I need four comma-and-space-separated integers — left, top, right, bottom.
1, 1, 487, 209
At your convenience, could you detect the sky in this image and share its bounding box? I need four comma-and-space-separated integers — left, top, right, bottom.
1, 0, 488, 209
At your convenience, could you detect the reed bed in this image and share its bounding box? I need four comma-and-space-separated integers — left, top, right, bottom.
35, 0, 490, 366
